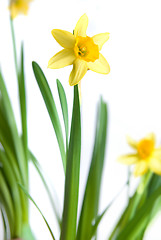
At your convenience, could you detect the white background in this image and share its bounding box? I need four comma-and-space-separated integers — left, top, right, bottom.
1, 0, 161, 239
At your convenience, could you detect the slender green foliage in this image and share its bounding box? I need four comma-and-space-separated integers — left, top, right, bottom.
0, 151, 22, 237
56, 79, 69, 151
116, 185, 161, 240
76, 98, 108, 240
0, 71, 27, 187
32, 62, 66, 171
60, 85, 81, 240
18, 44, 28, 166
19, 184, 56, 240
90, 181, 128, 239
0, 173, 14, 236
29, 150, 61, 228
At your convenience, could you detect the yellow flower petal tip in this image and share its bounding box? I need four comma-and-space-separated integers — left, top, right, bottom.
48, 14, 110, 86
9, 0, 32, 19
118, 133, 161, 177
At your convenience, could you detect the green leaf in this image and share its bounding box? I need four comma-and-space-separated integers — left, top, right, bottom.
76, 98, 108, 240
29, 150, 61, 228
22, 224, 35, 240
90, 181, 128, 239
32, 62, 66, 171
0, 104, 20, 178
0, 72, 28, 225
90, 203, 111, 239
109, 171, 153, 240
116, 185, 161, 240
18, 43, 28, 163
0, 202, 11, 240
19, 184, 56, 240
0, 71, 27, 187
0, 127, 28, 232
0, 150, 22, 237
60, 85, 81, 240
0, 98, 15, 153
56, 79, 69, 150
0, 125, 22, 188
0, 172, 14, 236
0, 98, 27, 187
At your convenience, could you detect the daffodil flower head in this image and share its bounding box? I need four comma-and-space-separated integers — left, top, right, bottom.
48, 14, 110, 86
118, 133, 161, 177
9, 0, 32, 19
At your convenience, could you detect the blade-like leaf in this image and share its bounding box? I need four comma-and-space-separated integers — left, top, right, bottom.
0, 99, 15, 153
109, 172, 153, 239
0, 105, 19, 176
90, 181, 128, 239
0, 71, 27, 186
116, 185, 161, 240
22, 224, 35, 240
0, 128, 22, 186
32, 62, 66, 171
29, 150, 61, 228
0, 129, 28, 227
56, 79, 69, 150
0, 173, 14, 236
76, 98, 108, 240
18, 43, 28, 163
19, 184, 56, 240
0, 151, 22, 237
0, 98, 26, 186
0, 203, 11, 240
60, 85, 81, 240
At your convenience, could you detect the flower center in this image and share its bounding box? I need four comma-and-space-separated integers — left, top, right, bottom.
74, 36, 99, 62
137, 139, 154, 159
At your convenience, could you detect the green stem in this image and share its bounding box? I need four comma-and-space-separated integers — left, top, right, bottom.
137, 170, 152, 195
10, 17, 19, 80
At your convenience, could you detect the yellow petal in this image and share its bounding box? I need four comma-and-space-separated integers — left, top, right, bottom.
48, 49, 76, 69
149, 157, 161, 175
118, 154, 138, 165
153, 147, 161, 157
69, 59, 87, 86
134, 161, 148, 177
51, 29, 75, 49
74, 14, 88, 38
87, 53, 110, 74
92, 33, 110, 50
126, 136, 138, 149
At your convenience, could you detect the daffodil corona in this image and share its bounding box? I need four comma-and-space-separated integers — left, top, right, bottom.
118, 133, 161, 177
9, 0, 32, 19
48, 14, 110, 86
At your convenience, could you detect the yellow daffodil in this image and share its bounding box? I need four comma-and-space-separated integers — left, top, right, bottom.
48, 14, 110, 86
9, 0, 32, 19
118, 133, 161, 177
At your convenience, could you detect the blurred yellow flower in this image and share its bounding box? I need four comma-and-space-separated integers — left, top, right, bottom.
48, 14, 110, 86
118, 133, 161, 177
9, 0, 32, 19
